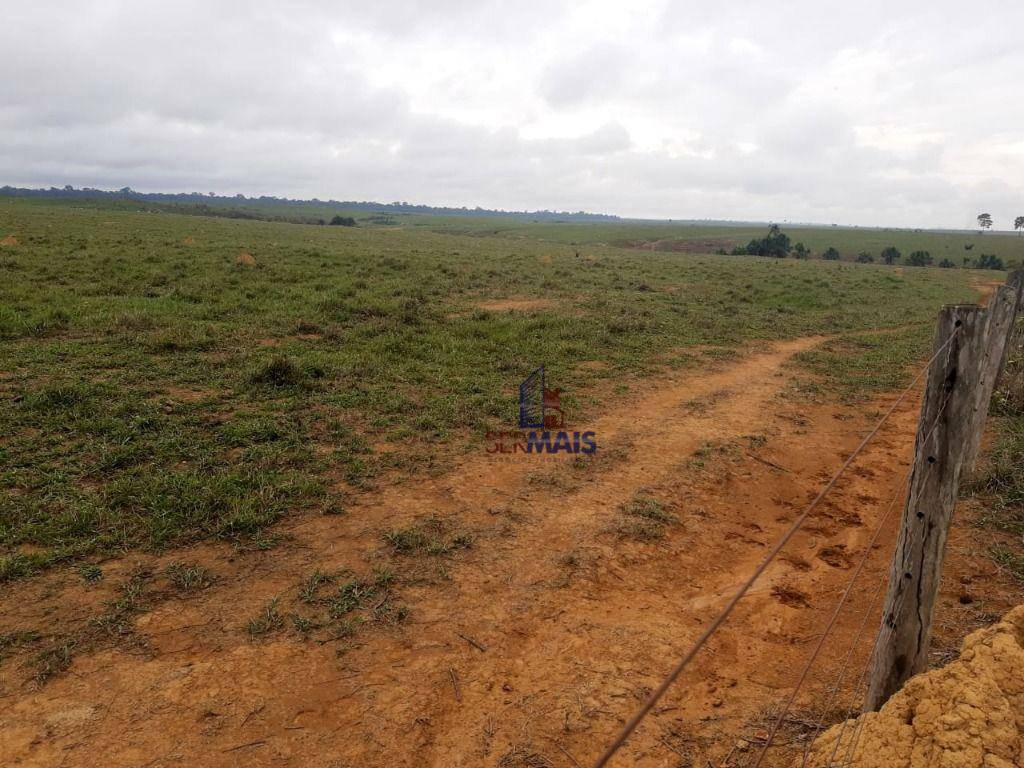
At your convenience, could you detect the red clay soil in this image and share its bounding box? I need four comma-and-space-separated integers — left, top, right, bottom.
0, 335, 1019, 768
801, 605, 1024, 768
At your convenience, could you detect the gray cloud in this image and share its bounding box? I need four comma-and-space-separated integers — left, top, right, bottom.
2, 0, 1023, 227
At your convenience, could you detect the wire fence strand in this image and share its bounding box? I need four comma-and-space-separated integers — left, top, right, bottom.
591, 330, 959, 768
807, 386, 957, 768
796, 491, 903, 768
750, 467, 910, 767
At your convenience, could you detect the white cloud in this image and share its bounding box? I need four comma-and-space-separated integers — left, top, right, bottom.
1, 0, 1023, 227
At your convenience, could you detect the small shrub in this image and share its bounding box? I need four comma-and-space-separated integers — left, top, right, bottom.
976, 254, 1004, 270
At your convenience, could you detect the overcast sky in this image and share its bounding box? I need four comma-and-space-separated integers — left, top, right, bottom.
2, 1, 1023, 228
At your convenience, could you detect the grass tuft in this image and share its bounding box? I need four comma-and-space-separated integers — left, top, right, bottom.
615, 494, 677, 540
166, 563, 215, 591
247, 598, 284, 638
384, 517, 473, 556
250, 356, 306, 387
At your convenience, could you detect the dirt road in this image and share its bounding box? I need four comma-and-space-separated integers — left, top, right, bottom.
0, 334, 989, 767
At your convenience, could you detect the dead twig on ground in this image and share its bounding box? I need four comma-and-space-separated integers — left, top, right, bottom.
457, 632, 488, 652
746, 452, 793, 474
222, 740, 265, 753
449, 667, 461, 701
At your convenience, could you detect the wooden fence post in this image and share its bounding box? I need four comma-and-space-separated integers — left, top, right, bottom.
994, 270, 1024, 392
965, 284, 1021, 469
865, 305, 987, 711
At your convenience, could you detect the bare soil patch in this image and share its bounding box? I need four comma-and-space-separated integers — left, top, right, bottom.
474, 297, 556, 312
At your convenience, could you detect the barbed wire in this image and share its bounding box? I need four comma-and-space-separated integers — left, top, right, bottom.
591, 329, 960, 767
797, 386, 956, 768
750, 469, 910, 767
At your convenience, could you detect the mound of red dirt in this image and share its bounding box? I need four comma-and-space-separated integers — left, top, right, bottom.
801, 605, 1024, 767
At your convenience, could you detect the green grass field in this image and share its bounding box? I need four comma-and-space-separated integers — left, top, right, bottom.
0, 198, 995, 579
388, 214, 1024, 267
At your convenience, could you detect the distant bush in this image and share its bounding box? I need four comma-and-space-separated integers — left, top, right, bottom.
907, 250, 933, 267
822, 247, 840, 261
939, 258, 956, 268
792, 242, 809, 259
329, 216, 356, 227
881, 246, 901, 265
976, 253, 1005, 270
742, 224, 791, 258
856, 251, 874, 263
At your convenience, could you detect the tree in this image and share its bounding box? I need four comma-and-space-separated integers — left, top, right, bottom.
977, 213, 993, 234
792, 242, 809, 259
329, 215, 356, 226
743, 223, 791, 258
1015, 215, 1024, 236
822, 246, 840, 261
856, 251, 874, 263
907, 250, 933, 267
938, 258, 955, 268
976, 253, 1004, 270
881, 246, 901, 265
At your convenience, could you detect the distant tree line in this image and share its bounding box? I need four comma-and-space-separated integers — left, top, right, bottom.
721, 225, 1009, 270
0, 185, 621, 222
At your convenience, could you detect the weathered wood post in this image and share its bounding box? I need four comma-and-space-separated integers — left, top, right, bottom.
865, 304, 987, 711
994, 270, 1024, 392
965, 284, 1021, 469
